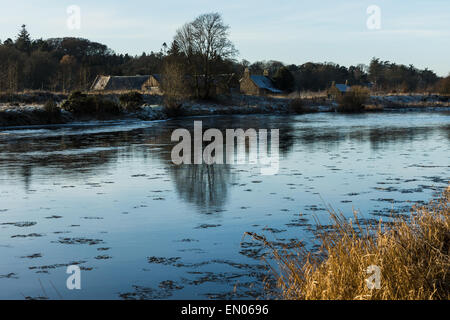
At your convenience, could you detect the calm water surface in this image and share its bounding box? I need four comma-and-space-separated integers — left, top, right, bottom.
0, 112, 449, 299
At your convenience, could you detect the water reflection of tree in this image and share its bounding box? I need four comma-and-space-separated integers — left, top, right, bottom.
0, 124, 239, 210
368, 127, 430, 150
0, 116, 322, 206
160, 117, 294, 211
152, 127, 233, 211
0, 131, 126, 190
293, 124, 450, 152
1, 117, 448, 198
169, 163, 234, 211
20, 165, 32, 191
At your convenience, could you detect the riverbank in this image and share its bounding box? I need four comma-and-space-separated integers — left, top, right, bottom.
0, 92, 449, 128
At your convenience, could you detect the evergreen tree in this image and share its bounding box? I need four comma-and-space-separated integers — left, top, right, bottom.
15, 24, 32, 53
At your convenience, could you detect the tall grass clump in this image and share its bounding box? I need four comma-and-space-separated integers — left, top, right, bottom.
43, 100, 60, 116
288, 98, 305, 114
250, 186, 450, 300
337, 86, 370, 113
119, 91, 144, 111
42, 99, 62, 123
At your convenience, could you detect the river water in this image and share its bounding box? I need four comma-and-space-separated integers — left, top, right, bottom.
0, 111, 449, 299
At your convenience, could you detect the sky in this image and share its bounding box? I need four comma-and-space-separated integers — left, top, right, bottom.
1, 0, 449, 76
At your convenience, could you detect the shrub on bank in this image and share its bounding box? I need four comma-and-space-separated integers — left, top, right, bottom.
119, 91, 144, 111
42, 100, 61, 122
163, 98, 184, 118
61, 91, 121, 115
337, 86, 370, 113
249, 187, 450, 300
288, 98, 305, 114
43, 100, 60, 114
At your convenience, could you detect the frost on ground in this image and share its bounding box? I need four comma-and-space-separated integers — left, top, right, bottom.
0, 104, 73, 127
0, 93, 448, 127
370, 94, 449, 109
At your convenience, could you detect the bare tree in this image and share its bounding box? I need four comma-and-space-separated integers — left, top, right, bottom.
174, 13, 237, 99
60, 54, 77, 92
161, 58, 189, 116
8, 62, 19, 92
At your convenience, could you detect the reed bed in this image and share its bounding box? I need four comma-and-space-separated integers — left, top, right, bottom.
248, 186, 450, 300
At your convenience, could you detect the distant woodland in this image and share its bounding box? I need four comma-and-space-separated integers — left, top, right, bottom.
1, 22, 449, 95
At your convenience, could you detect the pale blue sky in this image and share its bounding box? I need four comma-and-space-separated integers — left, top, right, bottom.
1, 0, 449, 75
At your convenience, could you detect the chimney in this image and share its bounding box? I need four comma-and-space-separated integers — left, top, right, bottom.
263, 69, 269, 77
244, 68, 250, 78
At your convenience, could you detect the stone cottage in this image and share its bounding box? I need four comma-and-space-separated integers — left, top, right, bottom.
239, 68, 283, 96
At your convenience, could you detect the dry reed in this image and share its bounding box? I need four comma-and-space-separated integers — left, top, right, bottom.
247, 186, 450, 300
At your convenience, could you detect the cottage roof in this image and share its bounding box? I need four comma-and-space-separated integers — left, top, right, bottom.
90, 75, 110, 90
335, 84, 351, 93
104, 76, 150, 90
91, 75, 152, 91
151, 74, 162, 82
250, 75, 283, 93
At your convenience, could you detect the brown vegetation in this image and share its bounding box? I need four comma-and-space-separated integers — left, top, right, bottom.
250, 186, 450, 300
119, 91, 144, 111
337, 86, 370, 112
364, 104, 384, 112
160, 60, 189, 116
436, 76, 450, 95
288, 98, 306, 114
42, 100, 61, 122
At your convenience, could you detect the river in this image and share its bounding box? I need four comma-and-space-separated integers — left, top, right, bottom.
0, 111, 449, 299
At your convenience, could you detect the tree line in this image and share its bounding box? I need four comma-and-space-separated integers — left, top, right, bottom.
0, 18, 448, 96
